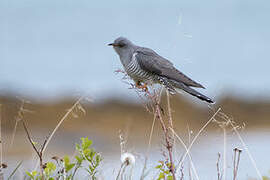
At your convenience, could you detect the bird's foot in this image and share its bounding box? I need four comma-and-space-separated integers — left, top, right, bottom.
136, 82, 149, 92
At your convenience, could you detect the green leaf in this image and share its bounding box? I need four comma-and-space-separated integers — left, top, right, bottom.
44, 162, 56, 176
32, 171, 38, 177
63, 156, 70, 166
26, 170, 38, 179
47, 162, 56, 171
157, 173, 165, 180
167, 175, 173, 180
81, 137, 92, 150
75, 155, 83, 164
96, 155, 101, 164
26, 171, 34, 179
164, 170, 170, 174
76, 144, 80, 151
66, 163, 75, 172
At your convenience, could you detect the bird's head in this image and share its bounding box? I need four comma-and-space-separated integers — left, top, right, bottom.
108, 37, 134, 57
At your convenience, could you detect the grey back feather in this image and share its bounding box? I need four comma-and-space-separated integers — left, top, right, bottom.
135, 47, 205, 88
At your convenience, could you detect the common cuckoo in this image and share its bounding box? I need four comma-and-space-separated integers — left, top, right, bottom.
108, 37, 214, 103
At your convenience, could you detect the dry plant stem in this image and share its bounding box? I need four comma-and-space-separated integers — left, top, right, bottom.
216, 153, 221, 180
233, 148, 242, 180
235, 149, 241, 179
187, 125, 192, 180
10, 121, 18, 149
177, 108, 221, 170
7, 161, 23, 180
170, 128, 199, 180
227, 118, 262, 179
233, 149, 236, 180
0, 105, 4, 180
166, 90, 174, 139
119, 130, 126, 155
140, 97, 160, 180
217, 110, 262, 180
121, 165, 127, 180
179, 164, 184, 180
0, 105, 2, 173
154, 93, 176, 180
222, 127, 226, 180
71, 164, 80, 180
116, 162, 126, 180
140, 89, 162, 180
11, 100, 33, 148
43, 96, 83, 153
22, 119, 46, 180
166, 90, 178, 172
147, 114, 156, 152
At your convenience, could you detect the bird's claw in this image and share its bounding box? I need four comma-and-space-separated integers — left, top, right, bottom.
136, 82, 149, 93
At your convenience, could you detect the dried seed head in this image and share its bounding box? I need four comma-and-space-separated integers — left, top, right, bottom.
1, 163, 7, 169
121, 152, 135, 166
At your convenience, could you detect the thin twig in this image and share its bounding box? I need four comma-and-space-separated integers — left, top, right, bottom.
233, 148, 242, 180
236, 149, 242, 178
179, 164, 184, 180
10, 120, 19, 149
42, 96, 84, 154
216, 153, 221, 180
233, 148, 236, 179
71, 163, 80, 180
166, 90, 174, 138
116, 162, 127, 180
222, 127, 226, 180
177, 108, 221, 171
22, 119, 44, 180
154, 92, 176, 180
22, 120, 39, 158
137, 86, 176, 179
7, 161, 23, 180
227, 115, 262, 180
187, 124, 193, 180
0, 105, 2, 174
140, 90, 162, 180
170, 128, 200, 180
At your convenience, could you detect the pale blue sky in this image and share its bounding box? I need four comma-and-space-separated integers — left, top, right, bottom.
1, 0, 270, 101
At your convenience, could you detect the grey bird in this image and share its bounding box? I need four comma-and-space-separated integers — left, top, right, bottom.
108, 37, 214, 103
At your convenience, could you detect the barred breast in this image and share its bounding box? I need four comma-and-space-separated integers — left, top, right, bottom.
125, 53, 154, 82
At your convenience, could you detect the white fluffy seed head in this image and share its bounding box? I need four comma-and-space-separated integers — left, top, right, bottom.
121, 152, 135, 166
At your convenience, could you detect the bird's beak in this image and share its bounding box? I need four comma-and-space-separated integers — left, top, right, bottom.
108, 43, 115, 46
108, 43, 119, 47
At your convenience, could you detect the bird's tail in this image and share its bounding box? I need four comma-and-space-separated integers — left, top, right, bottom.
171, 80, 214, 104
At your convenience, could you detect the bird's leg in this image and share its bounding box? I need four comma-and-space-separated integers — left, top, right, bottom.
135, 81, 149, 92
141, 83, 148, 92
135, 81, 142, 88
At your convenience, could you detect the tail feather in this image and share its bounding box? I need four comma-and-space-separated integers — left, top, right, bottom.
171, 80, 214, 104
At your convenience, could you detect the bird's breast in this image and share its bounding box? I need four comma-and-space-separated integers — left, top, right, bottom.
125, 58, 153, 82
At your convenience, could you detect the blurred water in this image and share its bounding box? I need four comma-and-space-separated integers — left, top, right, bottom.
4, 129, 270, 179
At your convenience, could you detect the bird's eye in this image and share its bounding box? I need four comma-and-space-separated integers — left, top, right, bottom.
118, 42, 125, 48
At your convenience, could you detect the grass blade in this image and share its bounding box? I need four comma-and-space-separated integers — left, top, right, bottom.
7, 161, 23, 180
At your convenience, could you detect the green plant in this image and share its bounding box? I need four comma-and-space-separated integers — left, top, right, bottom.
25, 137, 102, 180
75, 137, 102, 179
155, 160, 174, 180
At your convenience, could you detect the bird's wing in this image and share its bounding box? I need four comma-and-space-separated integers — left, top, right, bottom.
135, 48, 205, 88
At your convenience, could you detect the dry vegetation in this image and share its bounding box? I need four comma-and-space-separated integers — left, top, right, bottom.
0, 83, 269, 179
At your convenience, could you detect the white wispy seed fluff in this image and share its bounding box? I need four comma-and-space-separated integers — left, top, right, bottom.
121, 152, 135, 166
